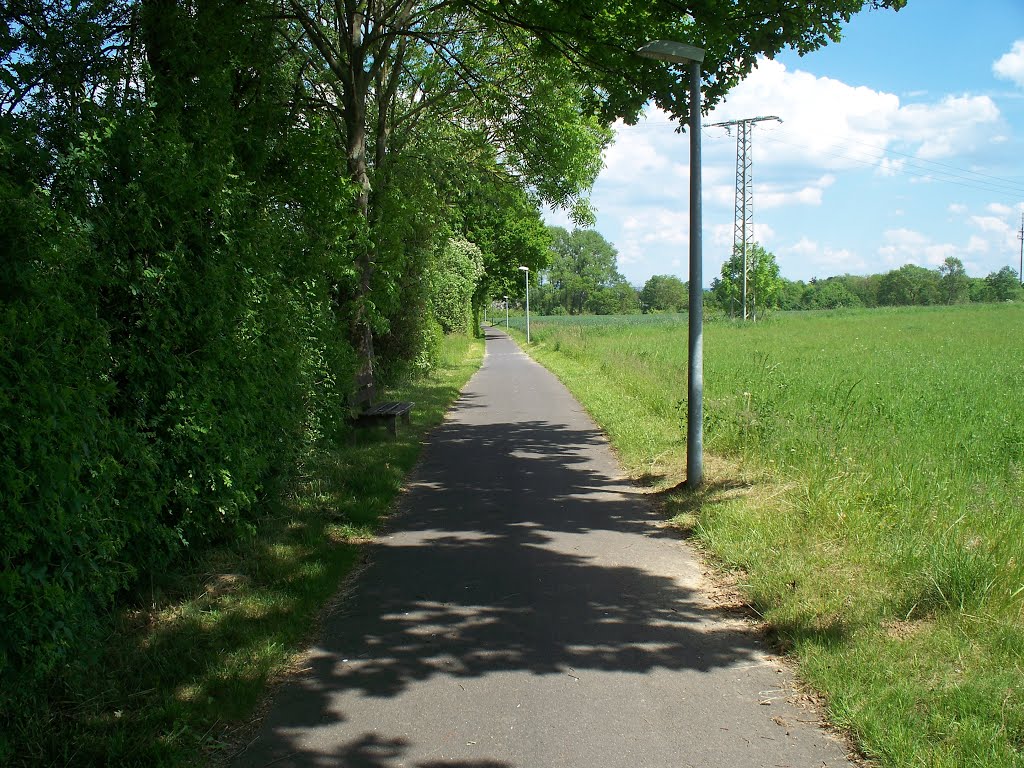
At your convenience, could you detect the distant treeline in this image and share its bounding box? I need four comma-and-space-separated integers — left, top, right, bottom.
525, 239, 1024, 317
772, 261, 1024, 311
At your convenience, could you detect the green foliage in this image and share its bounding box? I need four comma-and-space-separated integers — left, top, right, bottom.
714, 242, 782, 319
774, 260, 1019, 313
2, 335, 483, 766
878, 264, 941, 306
938, 257, 970, 304
640, 274, 687, 312
430, 238, 485, 335
541, 226, 635, 314
0, 0, 362, 728
805, 278, 864, 309
464, 0, 907, 127
985, 266, 1024, 302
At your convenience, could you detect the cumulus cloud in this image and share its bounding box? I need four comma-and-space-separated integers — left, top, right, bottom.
993, 40, 1024, 88
967, 236, 989, 254
778, 238, 866, 275
758, 175, 835, 208
707, 59, 1003, 169
893, 95, 1002, 159
601, 126, 685, 188
878, 228, 958, 267
971, 215, 1011, 235
614, 208, 691, 268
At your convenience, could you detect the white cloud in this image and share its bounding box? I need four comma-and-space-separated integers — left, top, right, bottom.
883, 228, 929, 248
706, 59, 1003, 170
616, 209, 691, 269
758, 175, 835, 208
873, 221, 1019, 274
601, 127, 684, 188
580, 52, 1018, 286
754, 223, 777, 245
993, 40, 1024, 88
878, 228, 958, 267
877, 158, 907, 177
971, 215, 1011, 235
967, 236, 989, 254
893, 95, 1001, 160
779, 238, 866, 276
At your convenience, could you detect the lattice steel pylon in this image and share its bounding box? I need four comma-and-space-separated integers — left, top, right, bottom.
708, 115, 781, 320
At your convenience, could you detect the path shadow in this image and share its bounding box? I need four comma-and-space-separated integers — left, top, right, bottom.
233, 356, 772, 767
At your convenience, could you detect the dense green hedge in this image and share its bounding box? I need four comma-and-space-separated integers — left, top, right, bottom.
0, 7, 366, 722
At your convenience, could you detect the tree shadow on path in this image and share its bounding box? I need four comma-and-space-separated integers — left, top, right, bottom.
233, 385, 777, 767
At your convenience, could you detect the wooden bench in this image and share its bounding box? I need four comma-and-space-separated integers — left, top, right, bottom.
351, 372, 413, 436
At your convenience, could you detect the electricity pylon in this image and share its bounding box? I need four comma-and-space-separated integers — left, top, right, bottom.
708, 115, 781, 320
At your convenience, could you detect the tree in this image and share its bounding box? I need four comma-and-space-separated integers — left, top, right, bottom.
877, 264, 940, 306
939, 257, 970, 304
806, 279, 863, 309
640, 275, 687, 312
283, 0, 908, 367
545, 227, 626, 314
716, 243, 783, 320
985, 266, 1024, 302
590, 279, 641, 314
429, 238, 485, 334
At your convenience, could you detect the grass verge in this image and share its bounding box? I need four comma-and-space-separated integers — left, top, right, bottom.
7, 334, 483, 767
509, 306, 1024, 768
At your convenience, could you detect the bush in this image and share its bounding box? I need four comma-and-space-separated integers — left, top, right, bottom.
429, 238, 484, 334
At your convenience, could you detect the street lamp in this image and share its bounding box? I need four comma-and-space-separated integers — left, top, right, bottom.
504, 295, 509, 329
637, 38, 705, 489
518, 266, 530, 344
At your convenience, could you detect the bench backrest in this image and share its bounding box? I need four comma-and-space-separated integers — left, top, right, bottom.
352, 372, 376, 409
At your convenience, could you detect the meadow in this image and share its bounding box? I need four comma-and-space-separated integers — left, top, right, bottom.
510, 304, 1024, 768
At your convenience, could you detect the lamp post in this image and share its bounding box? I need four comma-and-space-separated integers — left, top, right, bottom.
518, 266, 530, 344
504, 295, 509, 328
637, 38, 705, 489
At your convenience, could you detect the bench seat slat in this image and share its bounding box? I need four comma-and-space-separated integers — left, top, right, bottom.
364, 401, 413, 417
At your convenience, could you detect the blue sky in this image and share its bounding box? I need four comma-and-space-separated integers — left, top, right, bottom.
550, 0, 1024, 287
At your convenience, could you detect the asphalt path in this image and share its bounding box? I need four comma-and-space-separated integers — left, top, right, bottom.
234, 327, 853, 768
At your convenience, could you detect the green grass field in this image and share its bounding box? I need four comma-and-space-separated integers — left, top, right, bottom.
511, 304, 1024, 767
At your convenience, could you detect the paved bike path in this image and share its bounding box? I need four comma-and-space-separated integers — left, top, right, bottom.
234, 328, 852, 767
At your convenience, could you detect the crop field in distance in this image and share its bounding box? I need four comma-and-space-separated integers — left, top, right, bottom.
508, 303, 1024, 768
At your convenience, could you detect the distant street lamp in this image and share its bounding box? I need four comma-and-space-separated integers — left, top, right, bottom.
518, 266, 530, 343
637, 38, 705, 489
504, 295, 509, 329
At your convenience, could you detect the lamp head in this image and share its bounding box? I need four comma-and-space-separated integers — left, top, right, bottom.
637, 39, 705, 65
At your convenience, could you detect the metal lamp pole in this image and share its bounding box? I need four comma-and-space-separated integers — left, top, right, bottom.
518, 266, 530, 343
637, 39, 705, 488
504, 295, 509, 328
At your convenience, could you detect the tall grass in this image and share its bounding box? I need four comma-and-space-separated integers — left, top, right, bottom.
516, 305, 1024, 767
